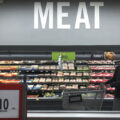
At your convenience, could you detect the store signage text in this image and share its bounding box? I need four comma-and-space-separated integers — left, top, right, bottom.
0, 99, 9, 112
34, 2, 104, 29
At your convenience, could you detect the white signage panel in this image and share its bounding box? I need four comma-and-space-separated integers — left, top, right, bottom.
0, 90, 19, 118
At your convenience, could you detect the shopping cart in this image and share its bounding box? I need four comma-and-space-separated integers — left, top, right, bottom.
62, 84, 105, 110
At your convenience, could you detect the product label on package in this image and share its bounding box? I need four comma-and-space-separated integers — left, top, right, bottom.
0, 90, 19, 118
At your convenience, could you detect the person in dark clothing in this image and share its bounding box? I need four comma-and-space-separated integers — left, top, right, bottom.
105, 65, 120, 110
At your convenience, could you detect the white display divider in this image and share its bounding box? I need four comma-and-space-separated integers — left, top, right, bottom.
27, 111, 120, 120
0, 84, 27, 120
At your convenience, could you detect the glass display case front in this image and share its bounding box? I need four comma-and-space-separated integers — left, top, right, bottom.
0, 51, 119, 111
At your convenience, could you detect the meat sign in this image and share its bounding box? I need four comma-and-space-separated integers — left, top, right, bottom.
34, 2, 104, 29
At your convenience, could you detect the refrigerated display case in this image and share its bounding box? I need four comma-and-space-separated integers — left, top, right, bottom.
0, 50, 119, 111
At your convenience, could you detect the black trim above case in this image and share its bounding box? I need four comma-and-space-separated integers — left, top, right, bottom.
0, 45, 120, 54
